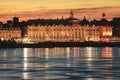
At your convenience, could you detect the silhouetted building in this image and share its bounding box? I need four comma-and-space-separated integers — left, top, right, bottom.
112, 17, 120, 37
12, 16, 20, 28
0, 22, 3, 27
80, 16, 89, 26
99, 18, 109, 26
13, 17, 19, 24
7, 20, 12, 27
100, 13, 109, 26
66, 10, 79, 25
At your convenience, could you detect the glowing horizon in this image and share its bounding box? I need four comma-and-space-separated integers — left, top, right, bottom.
0, 0, 120, 23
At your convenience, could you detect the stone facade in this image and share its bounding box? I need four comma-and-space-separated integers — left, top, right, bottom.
0, 28, 21, 40
26, 25, 112, 42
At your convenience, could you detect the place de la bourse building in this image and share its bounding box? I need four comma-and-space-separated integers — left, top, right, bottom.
0, 10, 120, 43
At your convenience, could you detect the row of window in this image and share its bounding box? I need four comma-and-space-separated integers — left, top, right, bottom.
0, 31, 20, 34
28, 29, 101, 31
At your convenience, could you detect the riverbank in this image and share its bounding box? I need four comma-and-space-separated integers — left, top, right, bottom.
0, 42, 120, 48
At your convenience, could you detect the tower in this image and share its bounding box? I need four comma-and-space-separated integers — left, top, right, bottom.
70, 10, 74, 18
102, 12, 106, 18
13, 17, 19, 24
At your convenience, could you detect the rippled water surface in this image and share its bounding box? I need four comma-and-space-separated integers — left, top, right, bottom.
0, 47, 120, 80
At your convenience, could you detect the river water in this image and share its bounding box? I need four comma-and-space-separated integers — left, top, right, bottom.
0, 47, 120, 80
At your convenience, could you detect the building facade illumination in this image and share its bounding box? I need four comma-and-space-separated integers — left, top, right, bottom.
0, 28, 21, 41
26, 25, 112, 42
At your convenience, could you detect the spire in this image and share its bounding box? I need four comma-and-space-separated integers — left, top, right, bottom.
84, 16, 86, 20
102, 12, 106, 18
70, 10, 73, 18
62, 16, 64, 20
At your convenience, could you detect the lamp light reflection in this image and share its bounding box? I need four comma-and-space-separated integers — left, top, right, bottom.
23, 48, 28, 60
3, 51, 7, 68
23, 48, 29, 79
23, 48, 28, 70
86, 47, 92, 61
66, 47, 70, 58
66, 47, 70, 68
23, 72, 29, 80
45, 48, 49, 59
87, 78, 93, 80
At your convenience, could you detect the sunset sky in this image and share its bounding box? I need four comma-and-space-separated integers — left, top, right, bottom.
0, 0, 120, 23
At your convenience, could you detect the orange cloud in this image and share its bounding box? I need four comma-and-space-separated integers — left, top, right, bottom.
0, 6, 120, 23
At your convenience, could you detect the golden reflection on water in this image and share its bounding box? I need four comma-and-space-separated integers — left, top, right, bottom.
66, 47, 70, 58
3, 51, 7, 59
101, 47, 113, 80
45, 48, 49, 59
87, 78, 93, 80
0, 47, 115, 68
23, 72, 29, 80
3, 51, 7, 69
23, 48, 29, 79
101, 47, 112, 59
86, 47, 93, 61
23, 48, 28, 61
0, 47, 120, 80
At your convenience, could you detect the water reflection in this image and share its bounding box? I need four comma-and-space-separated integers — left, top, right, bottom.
0, 47, 120, 80
101, 47, 112, 59
45, 48, 49, 59
101, 47, 113, 80
86, 47, 93, 61
23, 48, 28, 79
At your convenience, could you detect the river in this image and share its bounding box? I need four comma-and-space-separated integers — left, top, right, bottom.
0, 47, 120, 80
